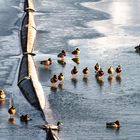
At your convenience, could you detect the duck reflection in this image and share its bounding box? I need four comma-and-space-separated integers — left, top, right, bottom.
72, 57, 80, 64
50, 87, 57, 92
58, 83, 64, 90
0, 99, 6, 106
83, 77, 88, 85
57, 60, 66, 67
108, 75, 114, 85
8, 117, 16, 125
116, 75, 122, 84
71, 78, 78, 88
95, 76, 104, 88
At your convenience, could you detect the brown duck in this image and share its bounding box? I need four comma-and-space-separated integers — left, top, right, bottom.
58, 73, 64, 81
72, 48, 80, 56
82, 67, 90, 75
8, 106, 16, 115
71, 66, 78, 75
108, 66, 114, 75
115, 65, 122, 74
50, 75, 58, 83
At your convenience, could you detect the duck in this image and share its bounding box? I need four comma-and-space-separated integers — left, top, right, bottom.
72, 48, 80, 56
58, 73, 64, 81
47, 58, 53, 65
96, 68, 104, 78
107, 66, 114, 75
42, 121, 63, 131
40, 58, 52, 69
0, 89, 6, 100
20, 114, 32, 122
115, 65, 122, 74
61, 50, 66, 57
71, 66, 78, 75
50, 75, 58, 83
8, 106, 16, 115
40, 58, 52, 65
106, 120, 120, 128
94, 63, 100, 72
82, 67, 89, 75
57, 50, 66, 60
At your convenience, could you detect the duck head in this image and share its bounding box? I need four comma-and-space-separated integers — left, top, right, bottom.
115, 120, 120, 126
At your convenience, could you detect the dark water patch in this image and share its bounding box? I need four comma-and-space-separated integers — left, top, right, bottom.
48, 90, 111, 122
115, 92, 140, 108
0, 127, 45, 140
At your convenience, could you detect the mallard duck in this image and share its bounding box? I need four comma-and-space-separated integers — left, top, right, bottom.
57, 50, 66, 60
72, 57, 80, 64
42, 121, 63, 131
40, 58, 52, 65
82, 67, 89, 75
108, 66, 114, 75
71, 66, 78, 75
58, 73, 64, 81
96, 68, 104, 78
40, 58, 52, 68
61, 50, 66, 57
72, 48, 80, 56
82, 67, 90, 78
0, 89, 6, 100
20, 114, 32, 122
106, 120, 120, 128
47, 58, 53, 65
8, 106, 16, 115
50, 75, 58, 83
115, 65, 122, 74
94, 63, 100, 72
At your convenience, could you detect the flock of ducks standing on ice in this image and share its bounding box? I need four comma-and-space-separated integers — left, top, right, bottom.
40, 48, 122, 129
40, 48, 122, 90
0, 48, 122, 132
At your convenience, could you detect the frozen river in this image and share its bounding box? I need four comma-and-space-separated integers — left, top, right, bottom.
0, 0, 140, 139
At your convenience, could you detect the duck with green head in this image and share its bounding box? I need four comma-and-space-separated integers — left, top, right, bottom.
43, 121, 63, 131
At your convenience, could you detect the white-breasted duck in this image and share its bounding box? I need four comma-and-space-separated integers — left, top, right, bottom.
42, 121, 63, 131
94, 63, 100, 72
115, 65, 122, 74
8, 106, 16, 116
0, 89, 6, 100
108, 66, 114, 75
106, 120, 120, 128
